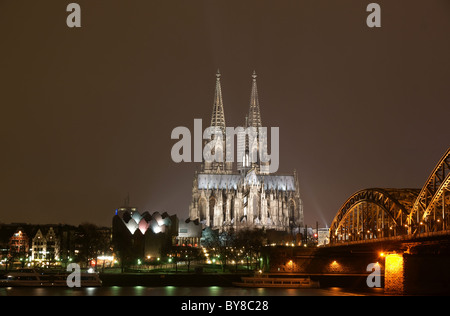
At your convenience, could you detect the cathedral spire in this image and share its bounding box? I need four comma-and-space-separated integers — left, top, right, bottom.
205, 70, 232, 174
248, 70, 262, 128
210, 69, 226, 133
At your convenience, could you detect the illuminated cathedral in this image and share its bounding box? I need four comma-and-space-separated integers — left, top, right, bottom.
188, 71, 304, 233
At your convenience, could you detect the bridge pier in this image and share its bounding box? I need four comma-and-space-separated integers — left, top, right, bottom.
384, 251, 450, 295
384, 253, 404, 294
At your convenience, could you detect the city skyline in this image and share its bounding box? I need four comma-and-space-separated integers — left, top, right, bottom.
1, 0, 449, 228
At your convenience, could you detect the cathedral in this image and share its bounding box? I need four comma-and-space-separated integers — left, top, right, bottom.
189, 71, 304, 233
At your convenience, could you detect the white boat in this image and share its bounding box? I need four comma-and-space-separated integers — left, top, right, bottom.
233, 274, 320, 288
0, 268, 102, 287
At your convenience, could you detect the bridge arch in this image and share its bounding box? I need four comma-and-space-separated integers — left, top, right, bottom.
407, 148, 450, 234
329, 188, 419, 243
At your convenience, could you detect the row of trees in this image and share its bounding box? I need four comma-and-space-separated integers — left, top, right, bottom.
111, 226, 269, 273
201, 227, 267, 272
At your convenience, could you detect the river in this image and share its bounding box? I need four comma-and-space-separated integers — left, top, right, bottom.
0, 285, 384, 296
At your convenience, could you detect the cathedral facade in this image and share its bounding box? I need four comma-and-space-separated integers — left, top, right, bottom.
189, 71, 304, 233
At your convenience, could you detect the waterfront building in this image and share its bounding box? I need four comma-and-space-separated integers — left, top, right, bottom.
189, 71, 304, 233
31, 227, 60, 262
8, 228, 29, 259
112, 205, 179, 261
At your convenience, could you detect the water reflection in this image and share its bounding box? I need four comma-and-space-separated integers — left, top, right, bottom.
165, 286, 176, 296
0, 286, 375, 296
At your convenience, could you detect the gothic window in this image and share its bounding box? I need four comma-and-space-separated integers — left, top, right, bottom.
288, 200, 296, 222
243, 196, 248, 216
230, 197, 234, 220
199, 198, 207, 221
223, 195, 226, 222
253, 195, 260, 219
209, 197, 216, 225
243, 153, 249, 167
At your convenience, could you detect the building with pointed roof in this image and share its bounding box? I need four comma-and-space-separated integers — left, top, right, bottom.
31, 227, 60, 262
112, 206, 179, 261
189, 72, 304, 233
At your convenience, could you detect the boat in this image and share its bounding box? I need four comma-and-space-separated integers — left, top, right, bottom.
0, 268, 102, 287
233, 273, 320, 288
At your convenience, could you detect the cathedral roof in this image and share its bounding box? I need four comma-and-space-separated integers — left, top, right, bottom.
197, 173, 296, 191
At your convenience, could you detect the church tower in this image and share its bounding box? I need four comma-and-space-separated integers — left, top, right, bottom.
203, 70, 233, 173
237, 71, 269, 174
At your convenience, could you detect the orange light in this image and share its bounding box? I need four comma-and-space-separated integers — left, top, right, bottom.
379, 252, 385, 257
386, 253, 403, 272
385, 253, 404, 294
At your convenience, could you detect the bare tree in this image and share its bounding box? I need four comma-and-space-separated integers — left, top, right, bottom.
75, 223, 110, 269
235, 228, 266, 271
202, 227, 236, 272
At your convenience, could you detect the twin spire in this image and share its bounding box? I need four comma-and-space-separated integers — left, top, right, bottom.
205, 70, 265, 174
210, 70, 226, 133
248, 70, 262, 128
210, 70, 262, 130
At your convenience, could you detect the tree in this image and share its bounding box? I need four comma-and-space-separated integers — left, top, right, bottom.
235, 228, 266, 271
74, 223, 110, 269
202, 227, 236, 272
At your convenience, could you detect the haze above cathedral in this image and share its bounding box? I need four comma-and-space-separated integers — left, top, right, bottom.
189, 71, 304, 232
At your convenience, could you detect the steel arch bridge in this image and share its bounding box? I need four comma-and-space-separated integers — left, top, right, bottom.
407, 148, 450, 234
330, 147, 450, 244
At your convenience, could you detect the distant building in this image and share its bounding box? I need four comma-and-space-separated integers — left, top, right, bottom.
0, 223, 102, 267
176, 218, 202, 247
112, 206, 179, 262
31, 227, 60, 262
8, 228, 29, 259
317, 227, 330, 246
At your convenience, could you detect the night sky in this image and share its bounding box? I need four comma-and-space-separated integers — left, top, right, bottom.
0, 0, 449, 227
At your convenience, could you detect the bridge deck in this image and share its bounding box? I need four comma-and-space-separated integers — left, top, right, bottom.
328, 229, 450, 247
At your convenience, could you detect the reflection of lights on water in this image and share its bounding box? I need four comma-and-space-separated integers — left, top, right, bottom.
134, 286, 145, 295
165, 285, 175, 295
85, 287, 97, 296
110, 286, 121, 296
5, 285, 375, 296
209, 286, 220, 295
